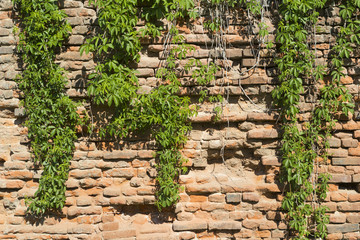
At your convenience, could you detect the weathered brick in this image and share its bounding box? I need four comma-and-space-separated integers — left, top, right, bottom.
242, 219, 260, 229
67, 206, 102, 217
186, 182, 221, 193
103, 229, 136, 239
225, 49, 243, 59
353, 174, 360, 182
242, 192, 260, 203
68, 224, 94, 234
103, 222, 119, 232
69, 169, 102, 179
338, 202, 360, 212
347, 214, 360, 223
330, 192, 348, 202
0, 180, 25, 189
261, 156, 280, 166
208, 193, 225, 203
333, 157, 360, 165
104, 168, 134, 178
328, 148, 348, 157
329, 213, 347, 223
226, 193, 241, 203
76, 196, 92, 206
329, 137, 341, 147
342, 138, 359, 148
103, 150, 137, 160
247, 129, 279, 139
329, 174, 352, 183
259, 220, 277, 230
172, 220, 207, 231
103, 186, 121, 197
208, 221, 241, 230
349, 193, 360, 202
349, 147, 360, 156
327, 224, 359, 234
5, 170, 32, 179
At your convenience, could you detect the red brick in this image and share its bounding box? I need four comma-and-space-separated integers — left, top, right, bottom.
247, 129, 279, 139
5, 170, 32, 179
242, 192, 260, 203
342, 138, 358, 148
0, 180, 25, 189
247, 113, 278, 121
103, 222, 119, 231
330, 192, 348, 202
348, 148, 360, 156
69, 169, 101, 179
261, 156, 280, 166
104, 168, 134, 178
343, 121, 360, 130
326, 233, 343, 240
329, 213, 346, 223
229, 211, 247, 220
341, 76, 353, 84
347, 214, 360, 223
68, 224, 94, 234
329, 174, 351, 183
242, 219, 260, 229
103, 150, 137, 160
103, 229, 136, 239
259, 220, 277, 230
349, 193, 360, 202
172, 220, 207, 231
328, 149, 348, 157
338, 202, 360, 212
10, 152, 31, 161
255, 230, 271, 238
189, 195, 207, 202
208, 221, 241, 230
235, 228, 253, 238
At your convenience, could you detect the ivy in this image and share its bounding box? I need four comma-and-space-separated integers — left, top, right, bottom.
81, 0, 212, 210
13, 0, 80, 215
273, 0, 357, 238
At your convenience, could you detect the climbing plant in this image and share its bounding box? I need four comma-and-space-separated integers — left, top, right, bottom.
80, 0, 216, 210
81, 0, 271, 209
13, 0, 80, 215
12, 3, 358, 237
273, 0, 358, 238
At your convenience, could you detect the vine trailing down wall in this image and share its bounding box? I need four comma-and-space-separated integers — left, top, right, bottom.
12, 0, 81, 215
80, 0, 264, 210
8, 0, 360, 238
273, 0, 360, 239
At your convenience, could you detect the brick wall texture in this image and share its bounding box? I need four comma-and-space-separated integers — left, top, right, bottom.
0, 0, 360, 239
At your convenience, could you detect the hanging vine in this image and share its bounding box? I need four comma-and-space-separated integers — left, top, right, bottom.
273, 0, 358, 238
13, 0, 80, 215
81, 0, 219, 210
12, 0, 360, 230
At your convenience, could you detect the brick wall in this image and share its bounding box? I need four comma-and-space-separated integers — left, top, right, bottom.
0, 0, 360, 239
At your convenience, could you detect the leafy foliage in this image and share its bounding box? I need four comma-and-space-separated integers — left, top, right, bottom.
273, 0, 356, 238
13, 0, 80, 215
81, 0, 219, 210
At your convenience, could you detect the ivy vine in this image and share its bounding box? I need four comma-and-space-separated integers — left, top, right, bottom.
13, 0, 80, 215
80, 0, 212, 210
13, 2, 359, 235
273, 0, 358, 238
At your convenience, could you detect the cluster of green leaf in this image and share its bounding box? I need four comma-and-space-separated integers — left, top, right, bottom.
80, 0, 220, 210
273, 0, 357, 238
13, 0, 80, 215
